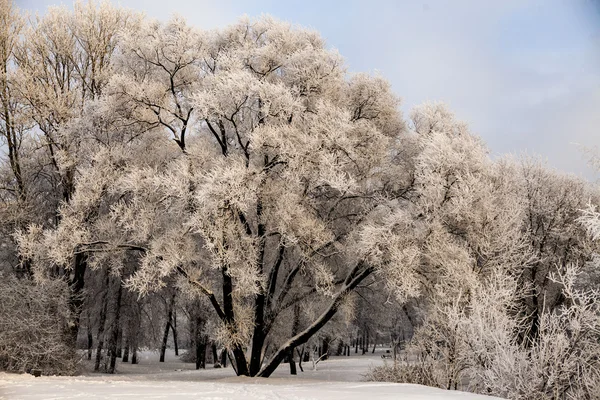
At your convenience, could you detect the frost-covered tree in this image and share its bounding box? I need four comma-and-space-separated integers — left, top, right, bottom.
18, 15, 416, 377
11, 1, 137, 344
367, 105, 600, 399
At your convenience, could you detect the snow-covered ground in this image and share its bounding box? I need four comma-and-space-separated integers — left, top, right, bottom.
0, 350, 503, 399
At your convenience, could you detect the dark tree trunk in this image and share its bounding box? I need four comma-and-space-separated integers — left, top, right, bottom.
94, 269, 110, 372
211, 343, 218, 365
336, 341, 343, 356
322, 338, 329, 360
287, 302, 301, 375
221, 349, 227, 367
122, 339, 130, 363
372, 335, 377, 353
355, 337, 359, 353
160, 292, 176, 363
196, 336, 207, 369
68, 252, 88, 346
287, 348, 297, 375
87, 326, 93, 361
131, 345, 138, 364
362, 334, 367, 355
221, 267, 249, 375
131, 303, 140, 364
116, 326, 123, 358
172, 310, 179, 356
297, 346, 305, 371
108, 279, 123, 374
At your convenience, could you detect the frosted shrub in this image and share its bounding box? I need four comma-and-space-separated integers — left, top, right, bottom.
0, 274, 77, 375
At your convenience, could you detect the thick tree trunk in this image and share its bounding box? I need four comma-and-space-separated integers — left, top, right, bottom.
108, 279, 123, 374
94, 270, 110, 372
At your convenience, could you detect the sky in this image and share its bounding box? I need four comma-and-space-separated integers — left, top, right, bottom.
15, 0, 600, 180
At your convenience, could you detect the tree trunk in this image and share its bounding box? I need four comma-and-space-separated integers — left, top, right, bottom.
87, 325, 93, 361
122, 339, 130, 363
211, 343, 218, 365
297, 346, 305, 372
196, 336, 207, 369
172, 310, 179, 356
221, 267, 249, 375
372, 336, 377, 353
362, 333, 367, 355
221, 349, 227, 367
322, 338, 329, 360
131, 345, 138, 364
94, 269, 110, 372
160, 292, 176, 363
68, 252, 88, 346
108, 279, 123, 374
287, 348, 297, 375
116, 327, 123, 358
131, 303, 140, 364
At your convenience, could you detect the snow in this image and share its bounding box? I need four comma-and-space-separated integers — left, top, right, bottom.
0, 350, 504, 400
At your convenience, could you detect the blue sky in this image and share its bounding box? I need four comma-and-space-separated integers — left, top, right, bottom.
15, 0, 600, 180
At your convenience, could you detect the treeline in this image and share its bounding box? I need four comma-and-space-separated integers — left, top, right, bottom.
0, 1, 599, 398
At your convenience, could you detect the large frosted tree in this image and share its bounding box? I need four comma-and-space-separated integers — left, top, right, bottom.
19, 15, 418, 377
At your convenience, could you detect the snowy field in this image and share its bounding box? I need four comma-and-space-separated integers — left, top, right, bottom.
0, 350, 503, 399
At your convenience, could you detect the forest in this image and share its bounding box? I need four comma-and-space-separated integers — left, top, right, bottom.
1, 1, 600, 399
